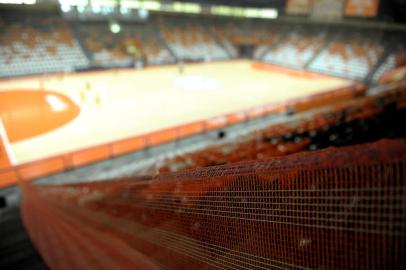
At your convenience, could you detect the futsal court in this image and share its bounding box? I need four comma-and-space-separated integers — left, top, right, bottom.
0, 60, 352, 165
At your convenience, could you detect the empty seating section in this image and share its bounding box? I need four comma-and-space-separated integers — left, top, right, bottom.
158, 84, 406, 173
77, 23, 174, 67
157, 16, 228, 61
0, 10, 404, 82
373, 54, 397, 82
309, 32, 384, 79
77, 24, 135, 67
119, 24, 175, 65
0, 12, 89, 77
252, 23, 285, 59
209, 20, 246, 58
373, 49, 406, 81
263, 27, 326, 68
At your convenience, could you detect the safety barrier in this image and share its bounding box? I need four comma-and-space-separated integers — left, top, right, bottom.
21, 139, 406, 270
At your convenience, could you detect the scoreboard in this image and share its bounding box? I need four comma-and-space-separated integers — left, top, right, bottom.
286, 0, 313, 15
345, 0, 380, 17
286, 0, 380, 18
312, 0, 344, 19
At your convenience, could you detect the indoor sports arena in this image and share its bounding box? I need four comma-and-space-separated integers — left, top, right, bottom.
0, 0, 405, 269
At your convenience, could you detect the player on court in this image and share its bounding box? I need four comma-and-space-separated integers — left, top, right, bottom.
178, 60, 184, 75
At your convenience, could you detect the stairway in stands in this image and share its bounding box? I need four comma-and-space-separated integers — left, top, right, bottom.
68, 22, 95, 67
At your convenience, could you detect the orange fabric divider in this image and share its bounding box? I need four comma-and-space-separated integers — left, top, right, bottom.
265, 103, 286, 114
355, 83, 366, 94
247, 105, 267, 119
0, 168, 18, 189
178, 121, 205, 138
379, 66, 406, 84
71, 145, 111, 167
205, 115, 228, 130
227, 111, 247, 125
16, 157, 65, 181
251, 61, 334, 79
111, 136, 146, 157
59, 154, 74, 170
288, 86, 361, 113
147, 128, 178, 146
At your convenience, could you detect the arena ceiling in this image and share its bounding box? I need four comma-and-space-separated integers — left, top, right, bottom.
178, 0, 406, 22
2, 0, 405, 23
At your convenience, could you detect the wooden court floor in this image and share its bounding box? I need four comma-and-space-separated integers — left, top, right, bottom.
0, 61, 352, 165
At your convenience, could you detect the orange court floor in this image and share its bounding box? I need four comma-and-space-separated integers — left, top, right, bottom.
0, 60, 352, 166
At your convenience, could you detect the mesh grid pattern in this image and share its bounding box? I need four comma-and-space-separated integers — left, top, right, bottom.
21, 139, 406, 270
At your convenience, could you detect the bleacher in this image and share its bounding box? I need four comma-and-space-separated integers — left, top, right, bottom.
373, 49, 406, 82
157, 83, 406, 173
156, 15, 228, 61
262, 26, 327, 68
309, 30, 384, 80
77, 23, 134, 67
251, 21, 287, 59
0, 10, 89, 77
209, 18, 246, 58
76, 22, 174, 67
124, 25, 174, 65
0, 9, 405, 83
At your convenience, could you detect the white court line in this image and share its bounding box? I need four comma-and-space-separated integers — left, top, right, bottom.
0, 117, 16, 165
